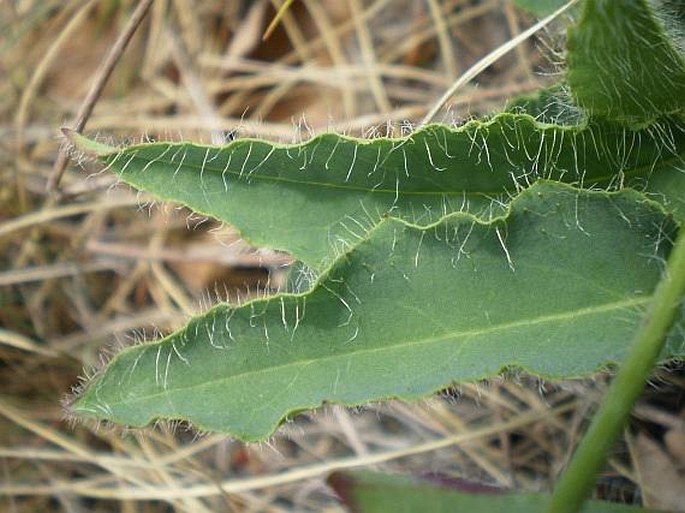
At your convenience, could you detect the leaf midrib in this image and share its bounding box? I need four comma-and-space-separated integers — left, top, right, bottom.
116, 147, 682, 198
99, 295, 648, 407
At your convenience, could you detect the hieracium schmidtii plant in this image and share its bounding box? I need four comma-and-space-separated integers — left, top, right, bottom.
65, 1, 685, 511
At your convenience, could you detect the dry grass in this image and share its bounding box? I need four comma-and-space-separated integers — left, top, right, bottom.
1, 1, 683, 511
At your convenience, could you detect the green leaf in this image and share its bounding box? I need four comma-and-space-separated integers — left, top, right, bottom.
328, 471, 667, 513
70, 182, 684, 440
70, 113, 685, 270
566, 0, 685, 122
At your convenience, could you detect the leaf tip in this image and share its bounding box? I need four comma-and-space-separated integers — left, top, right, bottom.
61, 128, 117, 157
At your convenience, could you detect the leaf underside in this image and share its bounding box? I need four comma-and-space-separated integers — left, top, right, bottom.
69, 0, 685, 440
83, 114, 684, 270
71, 182, 684, 439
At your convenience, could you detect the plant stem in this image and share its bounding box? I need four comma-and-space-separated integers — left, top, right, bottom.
546, 223, 685, 513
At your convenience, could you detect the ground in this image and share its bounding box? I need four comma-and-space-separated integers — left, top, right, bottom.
1, 1, 683, 511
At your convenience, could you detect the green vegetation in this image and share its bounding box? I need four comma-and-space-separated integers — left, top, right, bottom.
67, 1, 685, 511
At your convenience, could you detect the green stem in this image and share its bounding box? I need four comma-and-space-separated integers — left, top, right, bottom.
546, 223, 685, 513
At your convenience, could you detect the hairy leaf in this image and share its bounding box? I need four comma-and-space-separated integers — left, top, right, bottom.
567, 0, 685, 122
70, 182, 684, 440
71, 114, 685, 270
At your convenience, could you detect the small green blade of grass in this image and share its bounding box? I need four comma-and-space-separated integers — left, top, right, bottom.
328, 471, 667, 513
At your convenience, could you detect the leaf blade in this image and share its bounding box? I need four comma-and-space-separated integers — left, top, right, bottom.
75, 114, 685, 269
567, 0, 685, 122
70, 182, 684, 440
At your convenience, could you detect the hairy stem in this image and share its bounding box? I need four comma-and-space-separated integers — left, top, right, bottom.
547, 223, 685, 513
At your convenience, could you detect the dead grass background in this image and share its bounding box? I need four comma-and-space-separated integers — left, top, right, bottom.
1, 1, 684, 511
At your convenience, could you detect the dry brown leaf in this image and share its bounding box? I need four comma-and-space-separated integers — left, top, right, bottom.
628, 432, 685, 511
